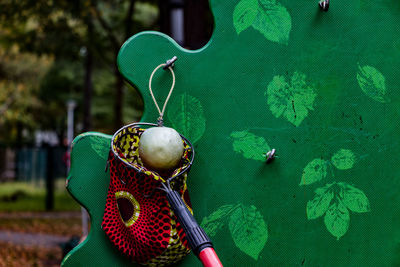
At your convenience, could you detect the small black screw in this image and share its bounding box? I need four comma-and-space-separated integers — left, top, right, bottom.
319, 0, 329, 11
266, 149, 276, 164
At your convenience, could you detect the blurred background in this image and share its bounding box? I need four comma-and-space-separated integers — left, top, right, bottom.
0, 0, 213, 266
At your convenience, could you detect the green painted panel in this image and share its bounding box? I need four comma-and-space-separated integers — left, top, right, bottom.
62, 133, 132, 267
63, 0, 400, 266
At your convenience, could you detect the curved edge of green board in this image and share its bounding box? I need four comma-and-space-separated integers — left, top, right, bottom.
116, 30, 213, 92
119, 30, 212, 59
62, 132, 133, 267
116, 31, 211, 124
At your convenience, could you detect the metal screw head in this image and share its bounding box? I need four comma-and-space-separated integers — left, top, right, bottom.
266, 149, 276, 164
163, 56, 178, 70
319, 0, 329, 11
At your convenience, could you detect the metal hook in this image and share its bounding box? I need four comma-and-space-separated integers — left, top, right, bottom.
319, 0, 329, 11
163, 56, 177, 70
266, 148, 276, 164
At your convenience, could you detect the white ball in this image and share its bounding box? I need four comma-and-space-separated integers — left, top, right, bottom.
138, 127, 184, 172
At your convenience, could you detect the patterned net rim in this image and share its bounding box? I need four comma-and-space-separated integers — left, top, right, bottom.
111, 122, 195, 183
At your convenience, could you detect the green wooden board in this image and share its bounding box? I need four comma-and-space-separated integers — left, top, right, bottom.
62, 0, 400, 266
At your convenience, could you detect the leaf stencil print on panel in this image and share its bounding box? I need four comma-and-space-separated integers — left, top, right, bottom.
306, 183, 334, 220
201, 203, 268, 261
300, 158, 328, 185
167, 93, 206, 144
323, 200, 350, 240
340, 182, 370, 213
307, 182, 370, 240
357, 64, 389, 103
233, 0, 292, 45
90, 135, 111, 161
331, 149, 356, 170
266, 72, 316, 126
233, 0, 258, 35
301, 149, 371, 240
201, 205, 236, 237
230, 130, 271, 161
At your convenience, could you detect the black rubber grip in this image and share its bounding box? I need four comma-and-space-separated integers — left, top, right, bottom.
166, 190, 213, 256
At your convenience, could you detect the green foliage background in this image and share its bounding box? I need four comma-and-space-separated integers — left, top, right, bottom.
0, 0, 159, 145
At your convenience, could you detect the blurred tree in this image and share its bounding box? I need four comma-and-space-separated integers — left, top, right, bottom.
87, 0, 158, 129
0, 0, 158, 143
0, 0, 214, 144
0, 45, 53, 145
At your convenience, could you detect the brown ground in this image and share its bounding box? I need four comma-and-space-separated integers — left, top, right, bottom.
0, 216, 81, 236
0, 242, 62, 267
0, 212, 82, 267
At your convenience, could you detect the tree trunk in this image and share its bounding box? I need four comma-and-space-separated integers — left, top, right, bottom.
114, 66, 124, 130
113, 0, 135, 130
45, 145, 54, 211
83, 21, 94, 132
125, 0, 135, 38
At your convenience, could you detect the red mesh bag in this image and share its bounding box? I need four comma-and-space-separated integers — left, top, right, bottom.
102, 124, 193, 266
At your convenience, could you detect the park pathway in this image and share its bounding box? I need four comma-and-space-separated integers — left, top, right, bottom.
0, 211, 82, 248
0, 231, 70, 247
0, 211, 81, 219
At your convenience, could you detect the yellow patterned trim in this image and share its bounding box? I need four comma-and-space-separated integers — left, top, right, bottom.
115, 191, 140, 227
182, 181, 193, 215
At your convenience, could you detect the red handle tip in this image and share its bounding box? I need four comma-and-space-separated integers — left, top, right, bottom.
199, 247, 223, 267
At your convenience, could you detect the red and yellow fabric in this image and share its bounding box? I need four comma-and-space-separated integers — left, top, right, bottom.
102, 126, 193, 266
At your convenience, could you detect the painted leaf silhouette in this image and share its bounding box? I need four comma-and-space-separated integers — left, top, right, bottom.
307, 183, 334, 220
300, 158, 328, 185
167, 93, 206, 144
357, 64, 389, 103
331, 149, 356, 170
266, 72, 316, 127
251, 0, 292, 45
230, 130, 270, 161
324, 201, 350, 240
90, 136, 110, 161
200, 204, 235, 237
339, 183, 370, 213
233, 0, 258, 34
229, 204, 268, 260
